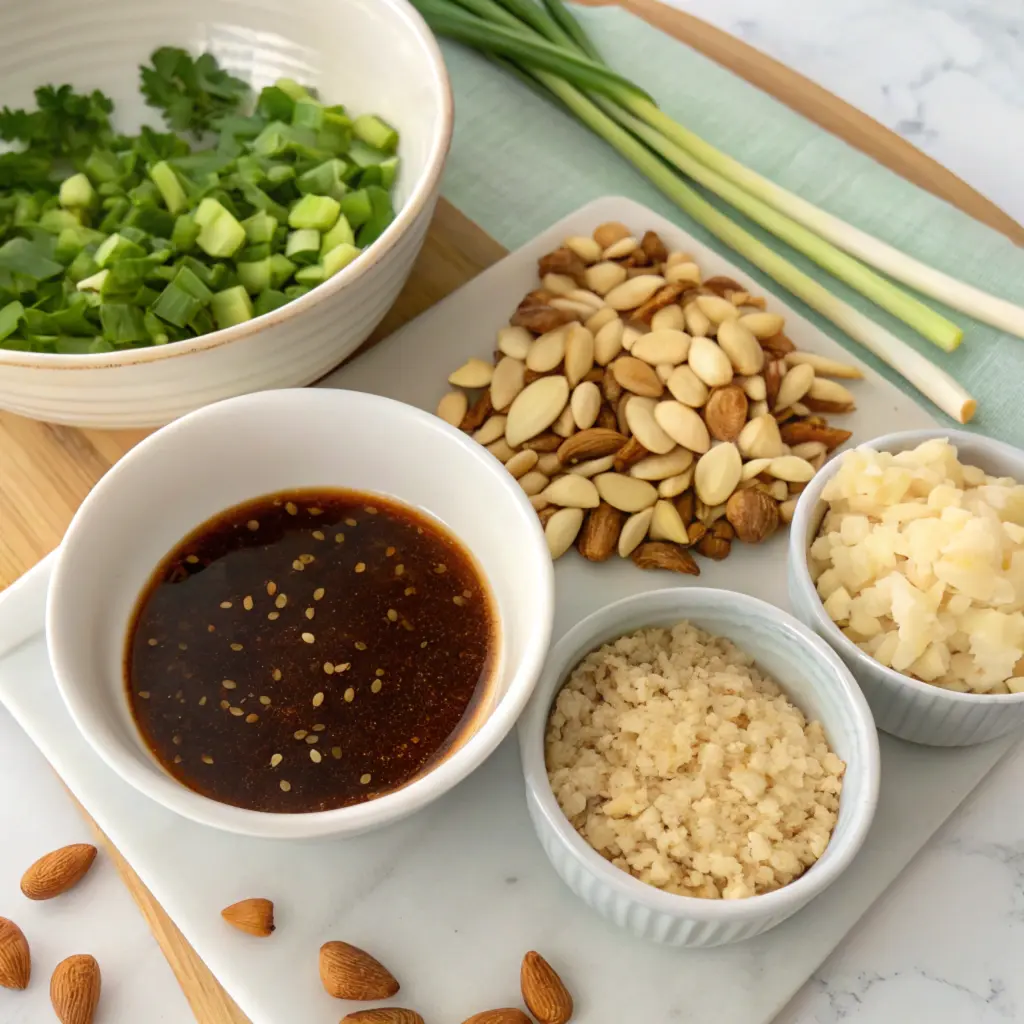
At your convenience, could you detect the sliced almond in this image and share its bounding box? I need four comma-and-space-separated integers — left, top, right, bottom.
649, 500, 689, 544
564, 324, 595, 387
567, 288, 604, 311
595, 472, 658, 513
436, 391, 469, 427
593, 318, 625, 365
629, 447, 693, 481
486, 437, 515, 462
497, 326, 533, 360
526, 327, 568, 373
542, 474, 600, 508
653, 401, 711, 454
687, 337, 733, 387
537, 452, 563, 475
766, 455, 816, 483
551, 405, 576, 438
666, 249, 695, 267
740, 457, 772, 480
564, 235, 603, 264
570, 381, 601, 430
655, 363, 674, 384
568, 454, 616, 477
750, 399, 770, 419
650, 305, 686, 332
585, 261, 628, 296
665, 365, 709, 408
695, 294, 739, 325
790, 440, 827, 460
505, 450, 539, 479
631, 329, 690, 366
603, 235, 639, 259
625, 397, 675, 455
550, 296, 599, 319
716, 319, 764, 375
694, 442, 743, 506
611, 356, 664, 398
542, 272, 576, 296
490, 357, 526, 411
618, 507, 655, 557
530, 495, 550, 512
665, 261, 701, 286
473, 415, 508, 445
621, 324, 643, 352
806, 377, 857, 412
779, 421, 852, 450
737, 413, 784, 459
506, 376, 570, 447
773, 363, 815, 411
785, 351, 864, 379
658, 466, 694, 497
770, 479, 791, 500
448, 358, 494, 388
585, 306, 618, 334
779, 497, 799, 523
545, 507, 585, 559
738, 312, 785, 339
518, 471, 549, 496
605, 275, 665, 311
683, 302, 710, 337
740, 374, 767, 401
557, 427, 627, 464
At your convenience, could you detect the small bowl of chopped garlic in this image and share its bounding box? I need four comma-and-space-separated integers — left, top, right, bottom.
789, 429, 1024, 747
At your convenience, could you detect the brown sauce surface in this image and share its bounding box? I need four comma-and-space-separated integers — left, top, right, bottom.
125, 489, 498, 813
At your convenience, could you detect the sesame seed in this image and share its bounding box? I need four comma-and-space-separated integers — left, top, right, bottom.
355, 641, 367, 651
230, 707, 243, 717
280, 780, 291, 792
395, 565, 405, 576
267, 581, 277, 596
199, 696, 207, 706
386, 546, 396, 557
334, 533, 345, 543
294, 730, 308, 740
323, 662, 334, 675
285, 502, 298, 515
312, 724, 326, 732
355, 562, 366, 573
305, 734, 319, 744
172, 734, 182, 745
412, 736, 420, 743
292, 560, 304, 571
247, 519, 259, 531
220, 699, 230, 710
259, 696, 272, 705
386, 609, 398, 622
275, 593, 288, 608
305, 607, 315, 620
245, 713, 259, 723
207, 624, 215, 632
420, 641, 428, 649
312, 691, 324, 707
345, 518, 357, 527
230, 643, 243, 651
405, 587, 416, 596
202, 755, 214, 765
331, 747, 342, 759
344, 687, 355, 702
222, 680, 237, 689
309, 507, 323, 515
335, 662, 351, 673
401, 620, 413, 631
147, 638, 158, 647
270, 753, 282, 768
360, 773, 371, 785
243, 595, 254, 611
186, 555, 199, 564
435, 563, 447, 574
301, 632, 315, 644
272, 668, 282, 681
173, 754, 182, 764
310, 749, 322, 763
267, 611, 280, 621
375, 668, 385, 677
314, 587, 325, 601
219, 600, 233, 609
366, 506, 378, 514
299, 553, 315, 564
178, 641, 188, 651
312, 530, 325, 541
371, 679, 382, 694
139, 691, 150, 699
453, 596, 466, 606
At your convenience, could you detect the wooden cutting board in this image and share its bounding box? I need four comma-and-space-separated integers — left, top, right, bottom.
1, 6, 1020, 1022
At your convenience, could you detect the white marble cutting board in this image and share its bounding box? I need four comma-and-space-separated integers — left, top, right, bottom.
0, 195, 1018, 1024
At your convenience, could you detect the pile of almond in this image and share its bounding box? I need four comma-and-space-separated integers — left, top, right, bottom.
438, 221, 860, 573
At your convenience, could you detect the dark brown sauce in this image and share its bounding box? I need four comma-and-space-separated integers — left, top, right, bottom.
125, 489, 498, 813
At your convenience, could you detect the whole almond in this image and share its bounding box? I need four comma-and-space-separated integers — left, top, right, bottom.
21, 844, 97, 901
687, 337, 734, 387
319, 942, 399, 1001
740, 374, 767, 401
342, 1011, 425, 1024
738, 312, 785, 339
726, 489, 780, 544
523, 431, 565, 454
763, 358, 785, 410
666, 365, 709, 407
741, 457, 773, 480
779, 421, 852, 450
584, 260, 627, 296
521, 951, 574, 1024
567, 288, 604, 311
50, 954, 101, 1024
461, 1011, 532, 1024
737, 414, 784, 459
703, 385, 749, 442
570, 381, 602, 430
631, 541, 700, 575
622, 397, 672, 455
551, 405, 576, 438
806, 377, 857, 412
518, 471, 549, 496
506, 376, 569, 447
683, 302, 711, 337
593, 221, 631, 248
785, 351, 864, 379
612, 434, 649, 472
448, 358, 494, 388
569, 454, 616, 478
611, 356, 664, 398
653, 401, 711, 454
473, 415, 508, 446
767, 455, 817, 483
780, 497, 799, 523
649, 500, 689, 544
658, 467, 694, 497
629, 447, 693, 481
621, 324, 643, 351
0, 917, 30, 990
595, 472, 658, 513
650, 304, 686, 332
604, 275, 665, 311
716, 319, 765, 375
557, 427, 627, 464
695, 294, 739, 324
545, 507, 585, 559
541, 474, 600, 508
790, 440, 828, 460
694, 443, 743, 506
564, 234, 602, 263
487, 438, 517, 463
618, 506, 655, 556
593, 318, 625, 365
630, 329, 690, 366
526, 327, 568, 373
549, 296, 598, 319
577, 503, 625, 562
490, 357, 527, 411
497, 326, 533, 360
221, 898, 275, 937
563, 324, 595, 387
460, 391, 493, 434
655, 363, 675, 384
603, 235, 638, 259
585, 306, 618, 334
506, 449, 539, 479
542, 272, 575, 295
774, 363, 815, 411
436, 391, 469, 427
665, 261, 701, 285
760, 330, 797, 358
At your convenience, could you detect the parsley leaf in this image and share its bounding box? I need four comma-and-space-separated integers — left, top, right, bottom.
0, 85, 114, 160
140, 47, 250, 137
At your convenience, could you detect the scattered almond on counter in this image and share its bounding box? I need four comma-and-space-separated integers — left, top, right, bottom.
319, 941, 400, 1000
436, 223, 860, 572
0, 917, 30, 990
521, 951, 574, 1024
342, 1010, 425, 1024
50, 953, 101, 1024
221, 898, 275, 937
20, 843, 97, 901
461, 1010, 533, 1024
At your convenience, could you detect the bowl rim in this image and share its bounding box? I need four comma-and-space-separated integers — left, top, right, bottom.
46, 388, 555, 838
789, 427, 1024, 706
517, 587, 881, 922
0, 0, 454, 373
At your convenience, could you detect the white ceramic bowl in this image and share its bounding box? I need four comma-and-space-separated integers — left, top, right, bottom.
0, 0, 452, 428
789, 428, 1024, 747
517, 588, 880, 947
46, 389, 554, 838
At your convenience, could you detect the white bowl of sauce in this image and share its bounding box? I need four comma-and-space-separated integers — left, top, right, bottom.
47, 388, 554, 838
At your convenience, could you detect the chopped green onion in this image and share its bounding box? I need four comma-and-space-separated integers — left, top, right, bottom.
288, 193, 340, 231
322, 242, 360, 277
195, 198, 246, 257
352, 114, 399, 153
237, 258, 272, 294
0, 300, 25, 341
94, 233, 146, 268
0, 238, 64, 280
285, 228, 321, 264
210, 285, 253, 329
59, 173, 96, 209
149, 161, 189, 215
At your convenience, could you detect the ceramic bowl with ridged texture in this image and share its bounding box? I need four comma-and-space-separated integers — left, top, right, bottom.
517, 588, 880, 947
0, 0, 452, 427
789, 428, 1024, 747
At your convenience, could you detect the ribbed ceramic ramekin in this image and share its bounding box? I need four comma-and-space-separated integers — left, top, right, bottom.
0, 0, 453, 427
517, 589, 880, 947
789, 428, 1024, 747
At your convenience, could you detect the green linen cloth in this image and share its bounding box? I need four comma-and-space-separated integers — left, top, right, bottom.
436, 6, 1024, 447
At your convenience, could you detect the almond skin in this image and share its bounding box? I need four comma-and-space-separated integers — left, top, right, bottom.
725, 489, 780, 544
461, 1011, 533, 1024
557, 428, 627, 465
50, 953, 101, 1024
521, 951, 574, 1024
631, 541, 700, 575
703, 385, 748, 442
0, 917, 30, 990
342, 1011, 425, 1024
221, 898, 275, 937
779, 421, 852, 451
21, 843, 97, 901
319, 942, 399, 1001
577, 503, 625, 562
